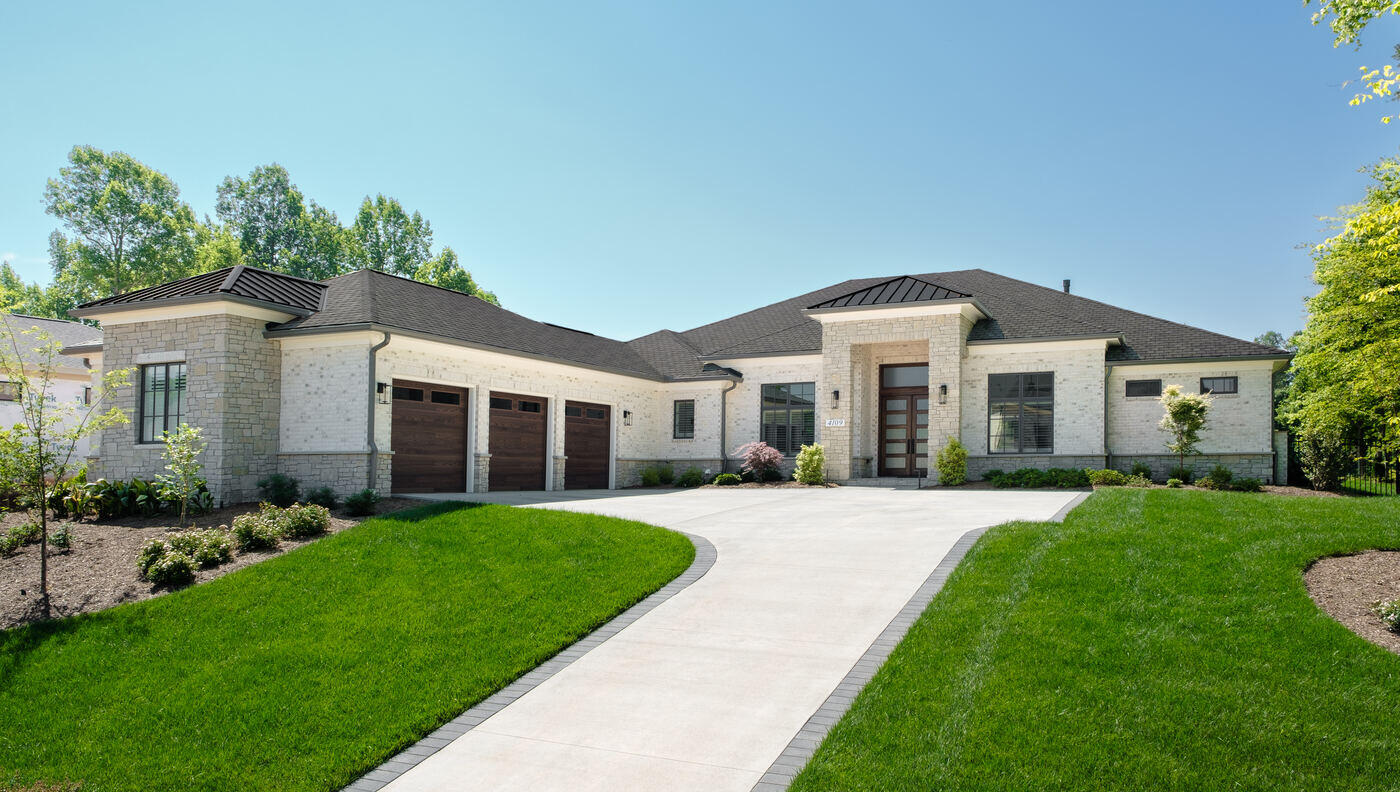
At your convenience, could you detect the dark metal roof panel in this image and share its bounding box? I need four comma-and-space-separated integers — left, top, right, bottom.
808, 276, 973, 310
75, 266, 326, 314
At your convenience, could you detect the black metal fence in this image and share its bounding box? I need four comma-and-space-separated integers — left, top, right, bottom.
1341, 447, 1398, 496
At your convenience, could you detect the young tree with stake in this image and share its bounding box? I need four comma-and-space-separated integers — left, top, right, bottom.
1159, 384, 1212, 475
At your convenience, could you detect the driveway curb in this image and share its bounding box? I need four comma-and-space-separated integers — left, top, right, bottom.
749, 492, 1089, 791
342, 531, 718, 792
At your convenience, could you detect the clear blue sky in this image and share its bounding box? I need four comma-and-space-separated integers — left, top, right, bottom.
2, 1, 1396, 342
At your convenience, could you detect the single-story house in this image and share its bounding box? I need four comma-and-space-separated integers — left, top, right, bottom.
61, 266, 1291, 503
0, 314, 103, 459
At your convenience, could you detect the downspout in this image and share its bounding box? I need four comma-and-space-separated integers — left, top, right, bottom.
718, 378, 739, 474
1103, 363, 1114, 470
367, 331, 391, 490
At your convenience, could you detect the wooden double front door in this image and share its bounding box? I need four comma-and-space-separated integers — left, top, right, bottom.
879, 364, 930, 477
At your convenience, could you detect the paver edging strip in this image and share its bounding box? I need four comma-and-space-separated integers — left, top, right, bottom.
342, 530, 717, 792
749, 493, 1091, 792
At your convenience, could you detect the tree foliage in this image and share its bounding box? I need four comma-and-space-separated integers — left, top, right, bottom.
1159, 384, 1212, 470
215, 164, 347, 280
156, 423, 208, 531
43, 145, 198, 296
1305, 0, 1400, 122
1282, 157, 1400, 457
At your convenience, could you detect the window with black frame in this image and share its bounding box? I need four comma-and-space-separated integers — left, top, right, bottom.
761, 383, 816, 454
988, 372, 1053, 454
139, 362, 187, 442
673, 399, 695, 439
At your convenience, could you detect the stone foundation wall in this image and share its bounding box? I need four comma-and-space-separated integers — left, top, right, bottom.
473, 454, 490, 493
1108, 453, 1275, 483
552, 456, 567, 491
967, 454, 1107, 480
275, 452, 392, 496
616, 458, 725, 488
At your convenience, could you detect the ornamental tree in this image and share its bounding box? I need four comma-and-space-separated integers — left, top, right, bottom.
734, 441, 783, 481
157, 423, 209, 531
1159, 385, 1212, 473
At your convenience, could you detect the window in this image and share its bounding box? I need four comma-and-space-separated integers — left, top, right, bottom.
1125, 379, 1162, 398
673, 399, 695, 439
0, 381, 18, 402
585, 407, 606, 420
564, 405, 582, 417
392, 386, 424, 401
518, 400, 541, 413
881, 365, 928, 388
1200, 376, 1237, 395
988, 372, 1053, 454
490, 396, 513, 410
83, 387, 92, 406
761, 383, 816, 454
430, 391, 460, 405
139, 362, 187, 443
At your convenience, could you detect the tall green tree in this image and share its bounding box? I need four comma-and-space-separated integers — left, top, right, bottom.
349, 194, 434, 277
413, 247, 500, 305
215, 164, 348, 280
1283, 157, 1400, 456
43, 145, 198, 297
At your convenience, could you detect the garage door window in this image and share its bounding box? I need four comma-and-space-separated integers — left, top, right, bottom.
393, 386, 423, 401
490, 396, 512, 409
519, 400, 542, 413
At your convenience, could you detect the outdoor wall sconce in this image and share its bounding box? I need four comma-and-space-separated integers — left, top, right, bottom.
623, 409, 633, 426
938, 384, 948, 404
376, 382, 390, 404
831, 389, 840, 405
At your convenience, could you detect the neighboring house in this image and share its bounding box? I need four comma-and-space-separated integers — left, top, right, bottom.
0, 314, 103, 460
65, 266, 1291, 503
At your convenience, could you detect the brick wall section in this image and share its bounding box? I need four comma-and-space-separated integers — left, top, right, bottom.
967, 454, 1106, 479
959, 343, 1107, 458
94, 313, 281, 505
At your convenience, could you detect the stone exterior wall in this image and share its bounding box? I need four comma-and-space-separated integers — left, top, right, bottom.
94, 311, 282, 505
275, 452, 391, 497
616, 458, 725, 488
967, 454, 1107, 479
1107, 453, 1274, 483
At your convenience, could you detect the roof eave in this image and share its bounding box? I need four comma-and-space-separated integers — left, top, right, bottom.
967, 333, 1124, 347
69, 292, 314, 320
1107, 353, 1294, 368
264, 322, 677, 382
803, 297, 991, 319
59, 342, 103, 356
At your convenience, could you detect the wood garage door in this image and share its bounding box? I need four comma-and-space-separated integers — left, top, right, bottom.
564, 401, 610, 489
391, 379, 468, 493
489, 391, 547, 491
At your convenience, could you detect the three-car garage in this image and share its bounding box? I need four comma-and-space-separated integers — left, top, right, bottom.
389, 379, 612, 494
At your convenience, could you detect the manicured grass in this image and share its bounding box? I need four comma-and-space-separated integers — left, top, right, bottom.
0, 502, 694, 792
791, 489, 1400, 792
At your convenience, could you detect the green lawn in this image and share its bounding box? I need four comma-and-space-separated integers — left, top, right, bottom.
791, 489, 1400, 792
0, 502, 694, 792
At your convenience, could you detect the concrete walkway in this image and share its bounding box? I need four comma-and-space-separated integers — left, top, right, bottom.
373, 487, 1083, 792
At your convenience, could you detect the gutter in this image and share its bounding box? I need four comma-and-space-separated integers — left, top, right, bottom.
366, 331, 391, 491
1104, 363, 1114, 469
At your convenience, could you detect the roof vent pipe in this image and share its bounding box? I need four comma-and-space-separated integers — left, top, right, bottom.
1063, 279, 1071, 294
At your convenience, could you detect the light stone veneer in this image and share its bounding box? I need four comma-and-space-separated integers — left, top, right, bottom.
93, 312, 282, 504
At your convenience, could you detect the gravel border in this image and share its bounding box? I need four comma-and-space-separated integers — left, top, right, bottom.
342, 531, 717, 792
749, 491, 1090, 791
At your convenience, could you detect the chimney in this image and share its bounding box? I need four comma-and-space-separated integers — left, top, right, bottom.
1062, 278, 1071, 294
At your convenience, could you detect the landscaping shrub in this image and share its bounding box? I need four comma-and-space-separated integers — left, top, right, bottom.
168, 529, 234, 568
1125, 474, 1153, 488
231, 509, 282, 551
735, 441, 784, 482
1298, 427, 1350, 491
281, 503, 332, 538
256, 474, 300, 507
1166, 478, 1184, 488
137, 538, 167, 579
713, 473, 742, 486
1375, 599, 1400, 631
1086, 469, 1130, 487
675, 467, 706, 488
794, 444, 827, 485
993, 468, 1088, 489
980, 469, 1004, 483
0, 532, 24, 557
935, 438, 967, 486
10, 521, 41, 545
85, 477, 189, 519
1199, 465, 1235, 491
640, 466, 662, 487
657, 464, 675, 486
1168, 465, 1195, 484
47, 522, 73, 550
1130, 461, 1153, 480
305, 486, 338, 509
344, 488, 381, 517
1233, 477, 1263, 492
145, 552, 196, 588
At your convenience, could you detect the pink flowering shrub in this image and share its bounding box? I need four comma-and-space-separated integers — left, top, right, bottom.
735, 441, 784, 481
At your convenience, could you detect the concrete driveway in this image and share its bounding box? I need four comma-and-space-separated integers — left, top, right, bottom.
374, 486, 1084, 792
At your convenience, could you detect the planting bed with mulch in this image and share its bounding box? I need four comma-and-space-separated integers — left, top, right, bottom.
0, 498, 421, 628
1306, 549, 1400, 654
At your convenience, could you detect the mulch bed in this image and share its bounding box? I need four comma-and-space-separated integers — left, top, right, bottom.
1306, 550, 1400, 655
0, 498, 423, 630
